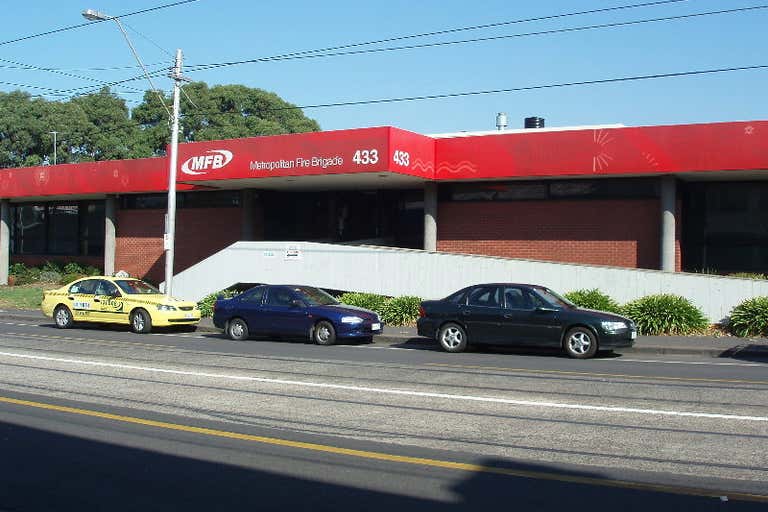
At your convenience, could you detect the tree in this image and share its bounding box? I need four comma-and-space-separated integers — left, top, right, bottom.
0, 82, 320, 167
132, 82, 320, 155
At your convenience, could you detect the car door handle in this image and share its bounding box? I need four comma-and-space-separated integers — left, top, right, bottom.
93, 298, 101, 303
461, 310, 471, 316
503, 314, 514, 318
67, 296, 74, 301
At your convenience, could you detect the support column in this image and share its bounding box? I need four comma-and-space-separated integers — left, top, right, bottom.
104, 195, 116, 276
241, 190, 255, 241
0, 200, 9, 285
423, 182, 438, 252
660, 176, 676, 272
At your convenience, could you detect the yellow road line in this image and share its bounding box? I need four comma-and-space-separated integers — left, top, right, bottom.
426, 363, 768, 386
0, 395, 765, 503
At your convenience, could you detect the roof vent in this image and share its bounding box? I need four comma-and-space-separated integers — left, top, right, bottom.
495, 112, 508, 131
524, 116, 545, 129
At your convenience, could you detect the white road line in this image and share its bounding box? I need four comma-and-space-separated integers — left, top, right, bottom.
1, 350, 766, 423
602, 358, 768, 368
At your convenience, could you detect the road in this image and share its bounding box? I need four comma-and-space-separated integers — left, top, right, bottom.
0, 318, 766, 511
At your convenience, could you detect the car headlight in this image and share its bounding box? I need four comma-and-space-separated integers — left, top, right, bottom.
156, 304, 177, 311
341, 316, 364, 324
601, 321, 627, 332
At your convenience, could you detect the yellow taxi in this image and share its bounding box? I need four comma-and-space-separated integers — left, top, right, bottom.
41, 276, 201, 333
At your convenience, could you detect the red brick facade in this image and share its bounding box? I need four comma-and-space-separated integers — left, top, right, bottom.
437, 199, 681, 270
115, 207, 245, 284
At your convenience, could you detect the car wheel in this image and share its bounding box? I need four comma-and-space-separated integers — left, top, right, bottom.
130, 309, 152, 334
438, 323, 467, 353
54, 305, 74, 329
227, 318, 249, 341
564, 327, 598, 359
313, 320, 336, 346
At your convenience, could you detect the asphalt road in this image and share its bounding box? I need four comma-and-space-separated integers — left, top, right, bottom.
0, 318, 766, 511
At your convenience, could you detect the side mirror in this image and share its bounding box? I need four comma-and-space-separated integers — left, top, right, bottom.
111, 290, 121, 298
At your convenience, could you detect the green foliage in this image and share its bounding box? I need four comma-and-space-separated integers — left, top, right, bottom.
197, 289, 240, 318
728, 297, 768, 337
59, 273, 84, 285
9, 263, 29, 276
380, 296, 423, 326
622, 294, 708, 335
0, 286, 46, 309
0, 83, 320, 167
338, 292, 390, 314
563, 289, 622, 314
728, 272, 767, 280
84, 266, 101, 276
63, 262, 86, 275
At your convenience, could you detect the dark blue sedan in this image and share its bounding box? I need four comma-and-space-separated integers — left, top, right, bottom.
213, 285, 383, 345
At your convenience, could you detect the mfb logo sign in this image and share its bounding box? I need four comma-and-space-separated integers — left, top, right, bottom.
181, 149, 233, 175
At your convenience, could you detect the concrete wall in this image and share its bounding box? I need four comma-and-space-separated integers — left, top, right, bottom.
172, 241, 768, 323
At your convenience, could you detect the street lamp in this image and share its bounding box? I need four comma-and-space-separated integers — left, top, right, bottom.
82, 8, 185, 298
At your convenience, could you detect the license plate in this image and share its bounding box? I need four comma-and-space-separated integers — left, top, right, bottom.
184, 313, 195, 319
630, 331, 637, 340
371, 323, 381, 331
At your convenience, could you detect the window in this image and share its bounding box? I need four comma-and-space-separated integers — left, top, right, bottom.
266, 287, 296, 307
448, 179, 658, 202
467, 286, 501, 308
445, 289, 468, 305
94, 280, 120, 296
240, 287, 266, 303
10, 201, 104, 257
121, 191, 241, 209
69, 279, 99, 295
503, 287, 530, 310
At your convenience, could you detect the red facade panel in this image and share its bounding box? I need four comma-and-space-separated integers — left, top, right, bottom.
435, 121, 768, 180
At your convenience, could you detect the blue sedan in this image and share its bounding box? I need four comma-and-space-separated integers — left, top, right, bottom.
213, 285, 383, 345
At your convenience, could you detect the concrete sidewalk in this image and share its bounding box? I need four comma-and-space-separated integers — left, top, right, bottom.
2, 308, 767, 359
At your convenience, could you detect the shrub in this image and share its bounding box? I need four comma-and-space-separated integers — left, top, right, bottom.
84, 266, 102, 276
63, 262, 87, 275
622, 294, 708, 335
9, 263, 29, 276
39, 270, 63, 283
197, 289, 240, 317
41, 261, 63, 274
59, 273, 85, 285
338, 292, 390, 314
380, 296, 422, 326
728, 297, 768, 337
728, 272, 767, 280
563, 289, 622, 314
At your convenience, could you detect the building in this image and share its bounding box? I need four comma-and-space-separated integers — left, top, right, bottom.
1, 118, 766, 286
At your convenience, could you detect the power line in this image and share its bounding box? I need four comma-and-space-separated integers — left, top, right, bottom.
0, 57, 146, 93
0, 0, 201, 47
186, 4, 768, 72
179, 63, 768, 115
184, 0, 689, 72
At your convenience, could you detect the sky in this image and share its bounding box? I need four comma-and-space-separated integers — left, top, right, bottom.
0, 0, 766, 135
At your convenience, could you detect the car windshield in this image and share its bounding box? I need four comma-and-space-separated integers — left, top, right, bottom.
535, 287, 574, 308
115, 279, 161, 295
291, 286, 339, 306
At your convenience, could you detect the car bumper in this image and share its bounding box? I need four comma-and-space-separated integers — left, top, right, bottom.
336, 321, 383, 338
152, 311, 201, 327
600, 329, 636, 348
417, 318, 437, 338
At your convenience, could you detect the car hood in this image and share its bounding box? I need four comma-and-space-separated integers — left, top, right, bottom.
575, 307, 633, 323
314, 303, 379, 320
123, 294, 197, 308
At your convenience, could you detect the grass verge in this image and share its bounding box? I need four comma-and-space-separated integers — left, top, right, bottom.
0, 284, 59, 310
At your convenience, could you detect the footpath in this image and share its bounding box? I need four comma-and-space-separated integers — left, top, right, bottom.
2, 308, 768, 359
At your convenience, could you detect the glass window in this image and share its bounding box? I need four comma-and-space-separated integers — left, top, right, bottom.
445, 289, 468, 304
503, 287, 530, 310
94, 280, 120, 296
266, 287, 296, 307
534, 287, 573, 308
240, 287, 266, 303
291, 286, 338, 306
69, 279, 99, 295
47, 205, 79, 255
12, 205, 46, 254
115, 280, 161, 295
467, 286, 501, 308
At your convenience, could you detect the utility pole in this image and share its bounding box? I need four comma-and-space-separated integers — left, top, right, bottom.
164, 48, 185, 298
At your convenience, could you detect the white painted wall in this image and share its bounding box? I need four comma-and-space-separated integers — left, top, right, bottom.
171, 241, 768, 322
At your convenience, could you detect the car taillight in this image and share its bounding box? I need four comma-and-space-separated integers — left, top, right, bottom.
418, 306, 426, 317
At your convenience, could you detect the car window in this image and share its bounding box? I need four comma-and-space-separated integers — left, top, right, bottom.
467, 286, 501, 308
292, 286, 337, 306
69, 279, 98, 295
503, 287, 531, 310
94, 280, 120, 296
265, 287, 296, 307
445, 289, 468, 305
534, 287, 573, 308
115, 279, 161, 295
240, 287, 265, 303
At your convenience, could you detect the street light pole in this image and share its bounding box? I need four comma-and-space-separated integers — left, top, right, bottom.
82, 9, 185, 297
164, 49, 183, 298
49, 131, 58, 165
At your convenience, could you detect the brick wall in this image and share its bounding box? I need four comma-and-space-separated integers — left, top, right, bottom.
437, 199, 681, 270
115, 207, 251, 284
